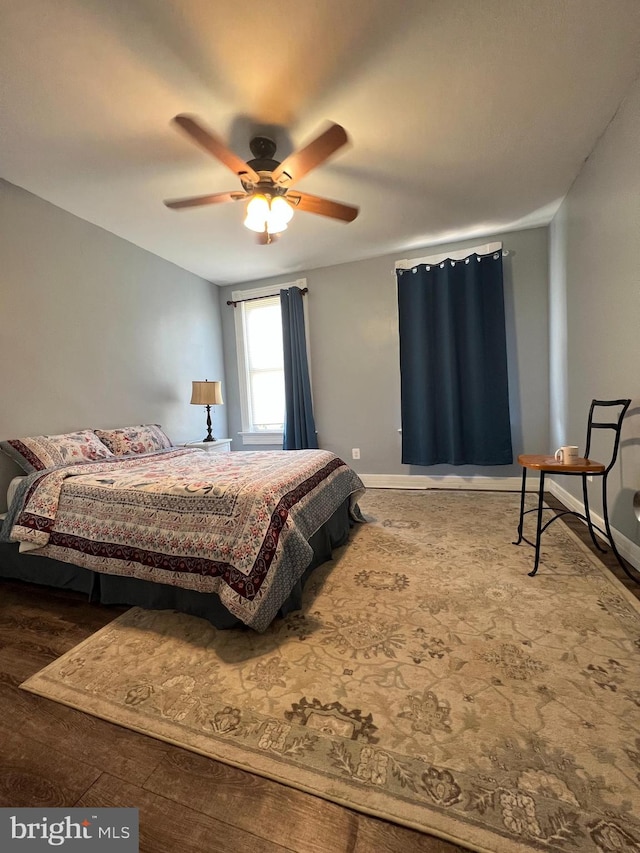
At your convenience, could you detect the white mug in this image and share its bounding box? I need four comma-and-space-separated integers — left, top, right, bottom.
555, 445, 579, 464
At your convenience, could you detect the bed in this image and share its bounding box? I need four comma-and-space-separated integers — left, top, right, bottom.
0, 444, 365, 632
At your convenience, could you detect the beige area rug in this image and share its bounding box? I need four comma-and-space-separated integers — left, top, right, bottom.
22, 490, 640, 853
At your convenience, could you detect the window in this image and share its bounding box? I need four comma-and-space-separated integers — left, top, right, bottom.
242, 295, 285, 431
233, 279, 309, 445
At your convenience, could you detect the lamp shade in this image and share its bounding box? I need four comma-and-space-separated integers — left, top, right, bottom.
190, 380, 223, 406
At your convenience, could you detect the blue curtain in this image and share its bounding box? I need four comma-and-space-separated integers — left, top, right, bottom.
397, 251, 512, 465
280, 286, 318, 450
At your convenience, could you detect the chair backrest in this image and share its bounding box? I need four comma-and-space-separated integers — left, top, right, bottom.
584, 398, 631, 473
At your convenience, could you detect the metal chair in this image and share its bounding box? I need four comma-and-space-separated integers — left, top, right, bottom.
513, 399, 637, 582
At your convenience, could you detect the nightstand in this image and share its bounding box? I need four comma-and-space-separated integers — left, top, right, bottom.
183, 439, 232, 453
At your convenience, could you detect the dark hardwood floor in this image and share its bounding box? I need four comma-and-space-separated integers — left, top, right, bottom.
0, 495, 638, 853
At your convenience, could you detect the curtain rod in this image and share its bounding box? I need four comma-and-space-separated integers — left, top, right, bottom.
226, 287, 308, 307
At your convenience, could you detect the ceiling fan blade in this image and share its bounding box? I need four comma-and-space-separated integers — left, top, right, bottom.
290, 191, 359, 222
272, 123, 349, 185
173, 115, 260, 183
164, 191, 247, 210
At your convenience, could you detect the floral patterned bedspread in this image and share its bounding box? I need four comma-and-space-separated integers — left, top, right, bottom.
3, 448, 365, 631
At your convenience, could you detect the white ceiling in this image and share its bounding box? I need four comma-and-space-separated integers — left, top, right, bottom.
2, 1, 640, 285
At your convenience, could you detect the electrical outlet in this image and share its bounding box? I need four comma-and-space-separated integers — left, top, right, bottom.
352, 448, 360, 460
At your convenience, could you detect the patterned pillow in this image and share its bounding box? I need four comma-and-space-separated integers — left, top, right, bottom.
94, 424, 173, 456
0, 430, 115, 473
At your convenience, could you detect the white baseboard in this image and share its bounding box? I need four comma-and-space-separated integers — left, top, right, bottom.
548, 480, 640, 571
360, 474, 523, 491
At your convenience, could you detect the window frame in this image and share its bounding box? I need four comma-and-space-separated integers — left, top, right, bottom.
232, 278, 310, 446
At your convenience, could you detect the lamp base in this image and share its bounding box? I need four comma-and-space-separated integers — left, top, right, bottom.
202, 404, 216, 442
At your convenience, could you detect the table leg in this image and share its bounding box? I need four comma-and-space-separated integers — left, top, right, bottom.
529, 470, 545, 577
582, 473, 606, 553
601, 473, 640, 584
513, 467, 527, 545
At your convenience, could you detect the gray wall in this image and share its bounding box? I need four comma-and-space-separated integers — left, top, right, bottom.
549, 73, 640, 543
219, 226, 549, 479
0, 179, 226, 507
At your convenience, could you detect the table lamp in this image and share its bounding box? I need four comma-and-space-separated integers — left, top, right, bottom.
190, 380, 223, 442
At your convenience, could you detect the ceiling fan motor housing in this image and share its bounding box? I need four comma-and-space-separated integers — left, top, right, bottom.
247, 136, 281, 172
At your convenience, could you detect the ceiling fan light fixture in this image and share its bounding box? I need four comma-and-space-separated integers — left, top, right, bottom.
270, 196, 294, 225
246, 194, 270, 219
243, 194, 294, 236
244, 194, 270, 232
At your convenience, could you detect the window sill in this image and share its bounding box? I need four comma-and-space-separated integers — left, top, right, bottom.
239, 431, 283, 446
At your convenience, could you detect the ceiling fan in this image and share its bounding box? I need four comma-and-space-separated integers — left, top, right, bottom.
163, 115, 359, 244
